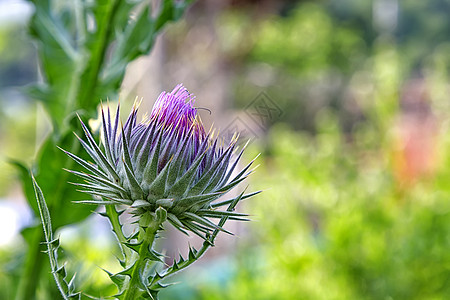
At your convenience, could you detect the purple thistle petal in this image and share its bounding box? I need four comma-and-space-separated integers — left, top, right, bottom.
150, 84, 206, 138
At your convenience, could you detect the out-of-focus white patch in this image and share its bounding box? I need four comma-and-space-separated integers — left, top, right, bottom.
58, 212, 115, 250
0, 203, 19, 246
0, 197, 33, 246
0, 0, 34, 26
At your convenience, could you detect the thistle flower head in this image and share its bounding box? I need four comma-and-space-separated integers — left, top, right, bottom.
64, 84, 258, 239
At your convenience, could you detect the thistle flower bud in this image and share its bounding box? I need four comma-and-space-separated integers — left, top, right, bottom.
64, 84, 258, 239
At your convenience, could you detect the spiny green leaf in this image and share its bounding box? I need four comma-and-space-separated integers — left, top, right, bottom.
202, 146, 235, 193
155, 198, 174, 209
182, 192, 224, 209
122, 156, 145, 200
72, 199, 119, 205
100, 104, 114, 163
145, 249, 166, 264
180, 220, 211, 242
147, 157, 172, 199
211, 190, 261, 208
133, 123, 157, 177
221, 141, 250, 183
54, 264, 67, 279
142, 128, 163, 187
217, 155, 259, 193
169, 150, 207, 197
32, 175, 75, 300
32, 174, 53, 242
131, 200, 152, 208
188, 246, 198, 261
124, 241, 143, 253
167, 214, 189, 236
155, 206, 168, 224
197, 209, 250, 218
110, 274, 130, 295
183, 212, 232, 235
65, 169, 128, 197
78, 116, 121, 181
59, 147, 109, 180
115, 262, 136, 277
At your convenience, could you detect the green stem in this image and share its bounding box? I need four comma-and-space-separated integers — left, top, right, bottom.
106, 205, 126, 243
14, 227, 46, 300
76, 0, 122, 111
106, 205, 133, 261
122, 218, 161, 300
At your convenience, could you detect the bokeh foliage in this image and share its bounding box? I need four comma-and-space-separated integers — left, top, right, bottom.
160, 1, 450, 299
197, 119, 450, 299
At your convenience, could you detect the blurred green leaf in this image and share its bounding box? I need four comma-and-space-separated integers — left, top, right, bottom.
28, 0, 82, 128
33, 131, 94, 229
8, 160, 37, 214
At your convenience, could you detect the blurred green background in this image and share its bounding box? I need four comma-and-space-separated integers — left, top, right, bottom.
1, 0, 449, 299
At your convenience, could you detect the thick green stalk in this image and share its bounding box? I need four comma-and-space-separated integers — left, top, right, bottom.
14, 227, 46, 300
122, 215, 162, 300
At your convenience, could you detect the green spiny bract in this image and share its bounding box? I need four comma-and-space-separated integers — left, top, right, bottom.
63, 84, 258, 240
